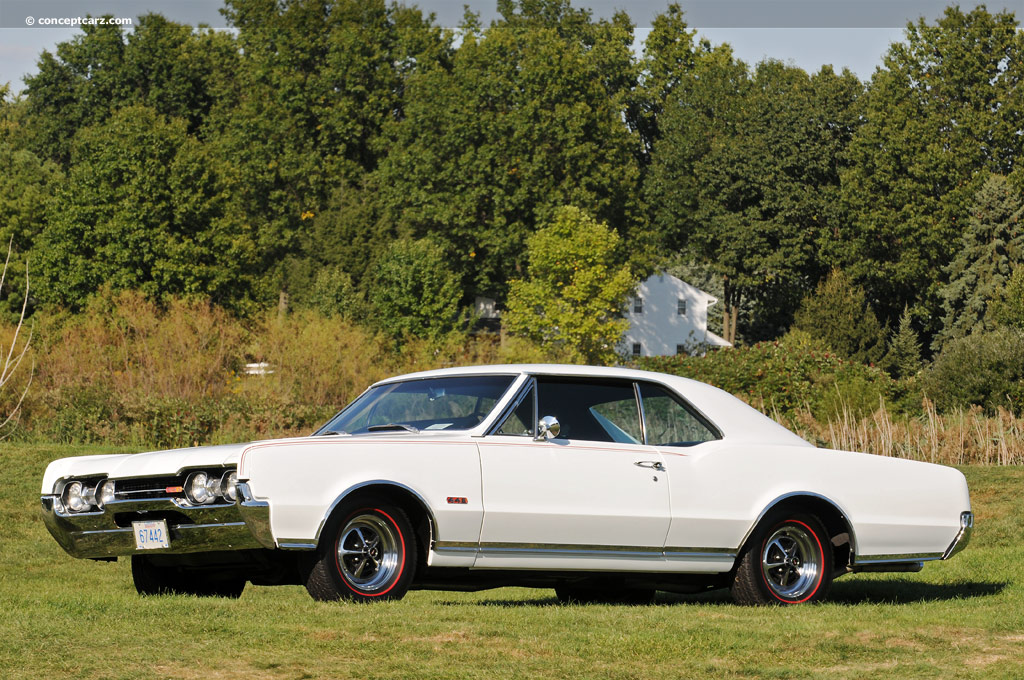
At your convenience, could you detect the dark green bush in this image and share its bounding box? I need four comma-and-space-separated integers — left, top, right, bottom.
920, 328, 1024, 413
636, 335, 910, 422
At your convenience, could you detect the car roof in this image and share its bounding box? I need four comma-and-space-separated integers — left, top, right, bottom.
374, 364, 812, 447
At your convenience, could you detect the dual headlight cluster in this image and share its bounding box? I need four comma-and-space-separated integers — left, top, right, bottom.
184, 469, 238, 505
59, 468, 239, 514
61, 479, 115, 514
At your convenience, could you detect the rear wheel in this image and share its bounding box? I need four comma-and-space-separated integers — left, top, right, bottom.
305, 498, 416, 602
731, 514, 832, 605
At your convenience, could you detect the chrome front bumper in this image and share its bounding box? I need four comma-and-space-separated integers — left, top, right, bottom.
40, 481, 273, 559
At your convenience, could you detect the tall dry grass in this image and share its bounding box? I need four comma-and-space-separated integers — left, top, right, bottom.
4, 291, 563, 447
791, 398, 1024, 466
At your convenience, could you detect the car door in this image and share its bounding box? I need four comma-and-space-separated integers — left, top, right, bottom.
475, 377, 672, 571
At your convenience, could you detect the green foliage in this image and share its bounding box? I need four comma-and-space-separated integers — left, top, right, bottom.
921, 327, 1024, 414
214, 0, 452, 303
791, 270, 888, 366
933, 174, 1024, 351
987, 266, 1024, 329
646, 53, 863, 341
504, 206, 633, 364
31, 106, 256, 311
840, 6, 1024, 331
308, 265, 364, 321
22, 17, 237, 165
373, 0, 641, 299
885, 307, 922, 380
368, 237, 462, 340
635, 334, 901, 422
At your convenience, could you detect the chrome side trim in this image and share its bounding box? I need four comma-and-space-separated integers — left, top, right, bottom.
854, 552, 944, 564
434, 541, 736, 560
236, 482, 274, 549
942, 511, 974, 560
664, 547, 737, 559
434, 541, 478, 552
278, 541, 318, 550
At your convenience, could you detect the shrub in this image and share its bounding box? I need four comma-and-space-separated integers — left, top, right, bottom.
920, 327, 1024, 413
636, 334, 906, 424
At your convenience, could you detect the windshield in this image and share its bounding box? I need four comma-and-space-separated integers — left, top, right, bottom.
315, 375, 517, 435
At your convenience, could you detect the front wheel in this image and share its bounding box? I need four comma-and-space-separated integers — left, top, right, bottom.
305, 498, 416, 602
731, 514, 832, 605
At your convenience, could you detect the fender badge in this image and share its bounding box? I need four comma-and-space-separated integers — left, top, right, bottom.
446, 497, 468, 505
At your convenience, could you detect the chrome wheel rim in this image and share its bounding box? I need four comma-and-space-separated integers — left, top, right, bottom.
761, 524, 821, 601
336, 513, 401, 592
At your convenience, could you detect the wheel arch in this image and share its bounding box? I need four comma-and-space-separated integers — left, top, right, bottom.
737, 492, 857, 572
313, 481, 436, 570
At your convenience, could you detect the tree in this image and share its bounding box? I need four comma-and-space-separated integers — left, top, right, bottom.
933, 174, 1024, 351
504, 206, 633, 364
368, 237, 462, 340
372, 0, 641, 300
212, 0, 453, 302
987, 266, 1024, 329
647, 56, 862, 343
31, 106, 256, 310
791, 270, 887, 366
886, 307, 922, 379
0, 91, 62, 316
22, 16, 238, 166
840, 6, 1024, 333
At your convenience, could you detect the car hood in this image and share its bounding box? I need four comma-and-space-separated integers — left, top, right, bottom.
41, 442, 257, 493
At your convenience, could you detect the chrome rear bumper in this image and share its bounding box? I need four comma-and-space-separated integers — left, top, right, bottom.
942, 511, 974, 560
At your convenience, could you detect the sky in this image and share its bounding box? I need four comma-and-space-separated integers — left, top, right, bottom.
0, 1, 1020, 95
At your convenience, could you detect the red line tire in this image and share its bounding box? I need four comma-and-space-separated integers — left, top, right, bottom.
305, 497, 416, 603
731, 513, 833, 606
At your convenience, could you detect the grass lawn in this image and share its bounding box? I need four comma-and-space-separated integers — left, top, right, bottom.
3, 443, 1023, 679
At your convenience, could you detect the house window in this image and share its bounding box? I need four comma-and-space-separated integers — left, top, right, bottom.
677, 298, 687, 316
633, 297, 643, 314
632, 342, 642, 357
676, 344, 686, 355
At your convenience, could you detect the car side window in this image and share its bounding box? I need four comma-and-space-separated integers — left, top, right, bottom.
638, 382, 718, 447
496, 385, 534, 436
536, 378, 642, 444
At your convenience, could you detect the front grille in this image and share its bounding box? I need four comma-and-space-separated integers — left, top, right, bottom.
114, 476, 184, 500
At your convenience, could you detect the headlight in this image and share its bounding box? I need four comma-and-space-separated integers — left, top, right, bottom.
185, 471, 215, 505
64, 481, 89, 513
97, 479, 116, 508
221, 471, 238, 503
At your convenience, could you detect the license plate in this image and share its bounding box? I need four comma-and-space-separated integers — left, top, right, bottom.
133, 520, 170, 550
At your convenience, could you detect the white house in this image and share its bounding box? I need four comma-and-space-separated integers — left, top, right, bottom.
623, 272, 731, 357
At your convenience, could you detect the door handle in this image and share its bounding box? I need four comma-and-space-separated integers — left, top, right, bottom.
634, 460, 665, 471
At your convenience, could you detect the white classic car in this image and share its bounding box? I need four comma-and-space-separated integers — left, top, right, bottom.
41, 364, 973, 605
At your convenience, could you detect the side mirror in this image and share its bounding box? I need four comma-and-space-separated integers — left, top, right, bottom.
535, 415, 560, 441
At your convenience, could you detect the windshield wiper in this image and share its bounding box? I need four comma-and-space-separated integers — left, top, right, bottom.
366, 423, 420, 434
318, 430, 349, 436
